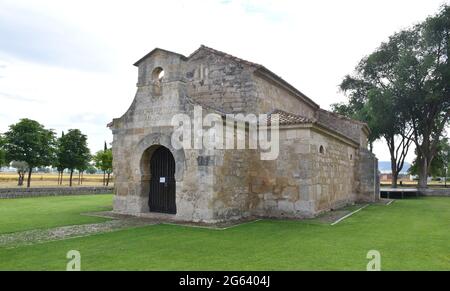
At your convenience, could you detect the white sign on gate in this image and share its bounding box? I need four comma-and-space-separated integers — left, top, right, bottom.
159, 177, 166, 183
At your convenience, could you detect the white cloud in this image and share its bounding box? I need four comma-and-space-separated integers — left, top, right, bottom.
0, 0, 447, 160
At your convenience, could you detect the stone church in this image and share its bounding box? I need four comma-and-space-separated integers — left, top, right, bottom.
108, 45, 379, 223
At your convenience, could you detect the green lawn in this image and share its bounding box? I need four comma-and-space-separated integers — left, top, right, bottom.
0, 194, 113, 234
0, 196, 449, 270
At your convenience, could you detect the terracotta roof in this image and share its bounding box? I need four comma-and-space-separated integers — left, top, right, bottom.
318, 108, 371, 134
262, 109, 315, 126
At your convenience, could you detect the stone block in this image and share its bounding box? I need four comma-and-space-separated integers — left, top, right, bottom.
278, 200, 294, 212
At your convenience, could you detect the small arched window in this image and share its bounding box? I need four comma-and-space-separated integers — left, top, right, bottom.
319, 145, 324, 154
152, 67, 164, 83
350, 154, 353, 160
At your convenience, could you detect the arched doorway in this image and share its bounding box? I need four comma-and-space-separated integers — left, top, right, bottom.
149, 146, 176, 214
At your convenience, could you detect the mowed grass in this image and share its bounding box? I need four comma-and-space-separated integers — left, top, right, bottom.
0, 196, 449, 270
0, 194, 113, 234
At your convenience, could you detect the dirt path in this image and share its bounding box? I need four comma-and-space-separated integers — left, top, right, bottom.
0, 216, 156, 249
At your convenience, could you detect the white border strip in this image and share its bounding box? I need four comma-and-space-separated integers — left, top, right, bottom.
330, 204, 369, 226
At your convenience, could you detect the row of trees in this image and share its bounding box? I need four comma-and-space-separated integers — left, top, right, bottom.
0, 118, 113, 187
332, 5, 449, 188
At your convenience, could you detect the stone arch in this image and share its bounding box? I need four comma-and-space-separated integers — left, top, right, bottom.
134, 132, 186, 182
151, 67, 164, 83
131, 132, 186, 213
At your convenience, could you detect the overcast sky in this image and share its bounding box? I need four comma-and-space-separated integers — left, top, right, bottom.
0, 0, 447, 162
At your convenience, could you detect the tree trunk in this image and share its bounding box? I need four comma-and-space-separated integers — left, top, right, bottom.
81, 172, 83, 185
69, 170, 74, 187
106, 173, 110, 186
391, 173, 398, 188
418, 156, 429, 189
390, 155, 398, 188
60, 171, 64, 185
26, 168, 32, 188
78, 172, 81, 185
18, 172, 24, 186
103, 171, 106, 186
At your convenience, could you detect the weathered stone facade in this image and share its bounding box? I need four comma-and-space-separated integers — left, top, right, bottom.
109, 45, 379, 223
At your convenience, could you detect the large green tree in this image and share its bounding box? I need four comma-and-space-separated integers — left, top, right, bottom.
334, 5, 450, 188
333, 30, 415, 187
402, 6, 450, 188
3, 119, 56, 187
57, 129, 91, 187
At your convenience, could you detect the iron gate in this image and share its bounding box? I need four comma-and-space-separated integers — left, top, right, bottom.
148, 146, 176, 214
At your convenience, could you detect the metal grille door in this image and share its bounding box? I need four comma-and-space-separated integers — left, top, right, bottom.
148, 147, 176, 214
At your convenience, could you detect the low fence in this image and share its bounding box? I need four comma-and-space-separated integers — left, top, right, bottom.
380, 187, 450, 199
419, 188, 450, 197
0, 186, 114, 199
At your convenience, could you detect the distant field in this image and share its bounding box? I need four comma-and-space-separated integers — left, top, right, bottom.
0, 173, 113, 188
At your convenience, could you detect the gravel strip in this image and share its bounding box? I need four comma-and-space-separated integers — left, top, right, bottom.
0, 218, 155, 249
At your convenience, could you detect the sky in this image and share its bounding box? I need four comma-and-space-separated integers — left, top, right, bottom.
0, 0, 447, 162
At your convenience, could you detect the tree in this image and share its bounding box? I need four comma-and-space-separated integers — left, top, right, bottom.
57, 129, 91, 187
94, 148, 113, 186
10, 161, 28, 186
0, 134, 5, 167
334, 5, 450, 188
409, 138, 450, 179
402, 6, 450, 188
103, 149, 113, 186
85, 165, 98, 175
334, 30, 415, 187
76, 155, 91, 185
55, 131, 66, 185
3, 119, 56, 187
332, 77, 382, 152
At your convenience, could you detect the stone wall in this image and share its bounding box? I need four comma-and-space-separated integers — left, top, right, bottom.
186, 49, 257, 114
309, 129, 357, 212
254, 75, 316, 118
253, 127, 315, 218
209, 126, 359, 220
317, 110, 367, 147
0, 187, 113, 199
357, 148, 379, 202
419, 188, 450, 197
112, 123, 217, 222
